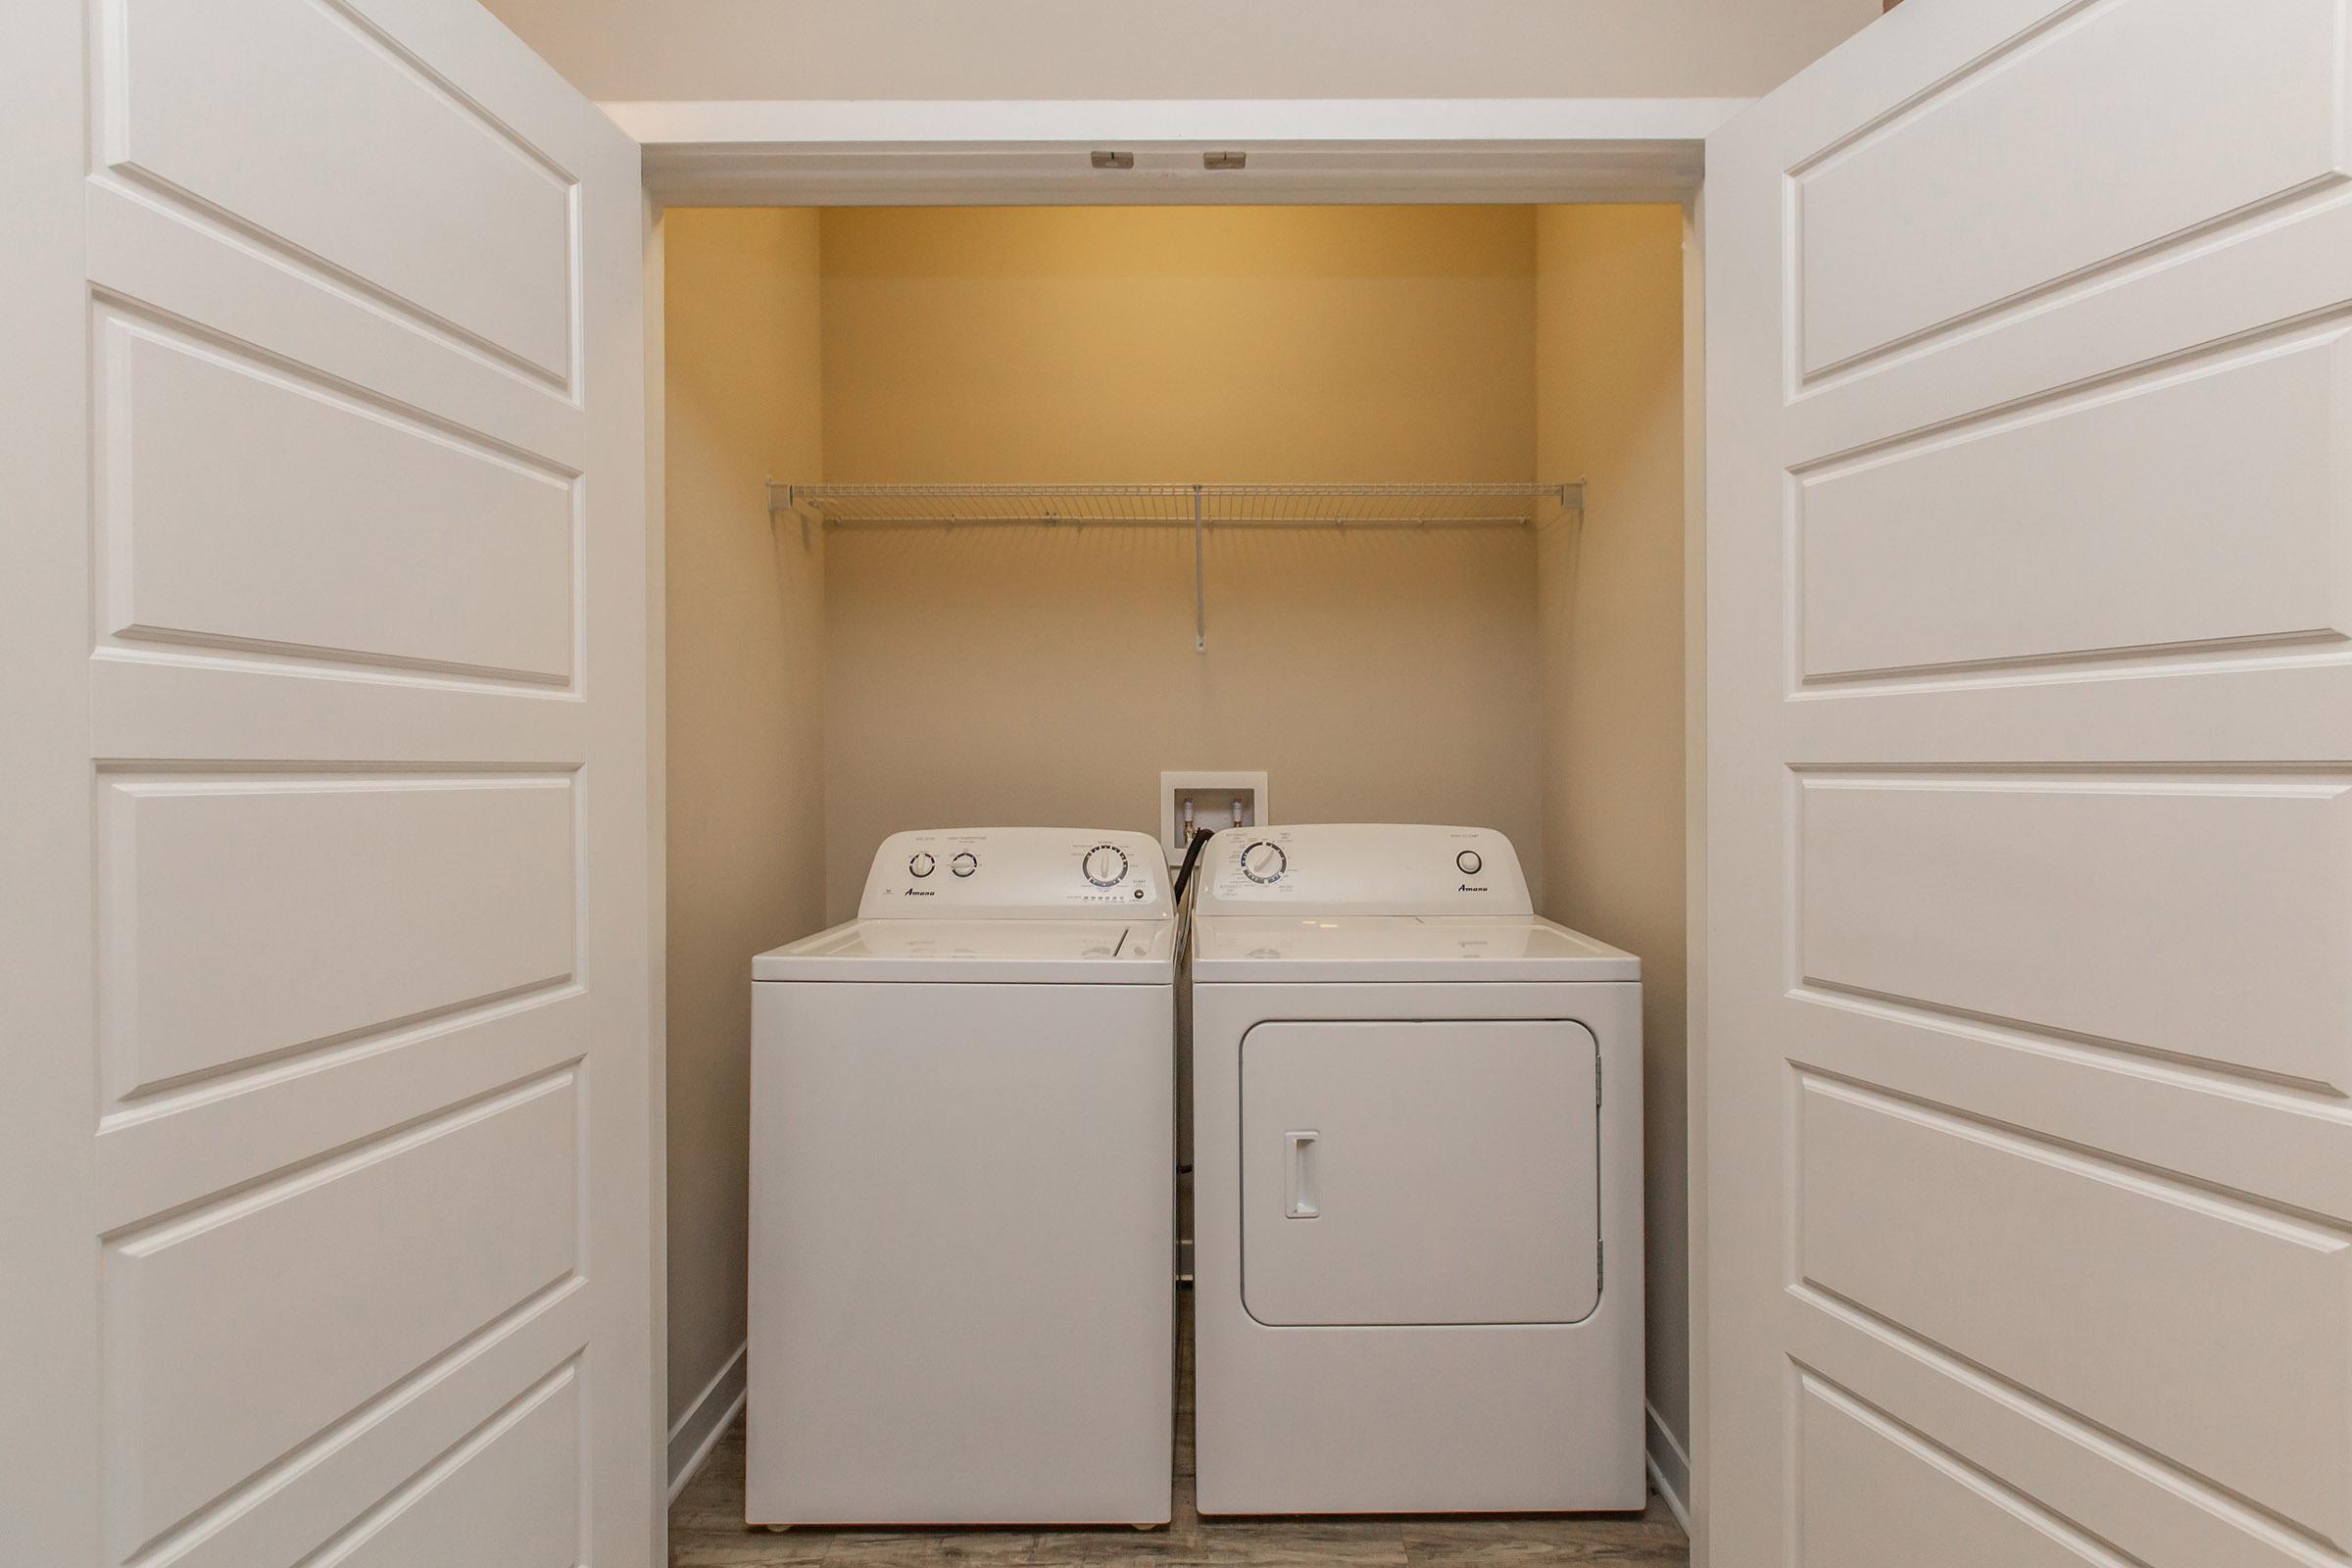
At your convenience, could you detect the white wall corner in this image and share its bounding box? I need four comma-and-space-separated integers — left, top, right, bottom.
667, 1343, 748, 1502
1645, 1400, 1693, 1535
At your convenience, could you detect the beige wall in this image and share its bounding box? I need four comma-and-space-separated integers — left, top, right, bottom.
481, 0, 1880, 104
662, 209, 826, 1429
1534, 204, 1690, 1469
656, 202, 1693, 1481
817, 206, 1543, 921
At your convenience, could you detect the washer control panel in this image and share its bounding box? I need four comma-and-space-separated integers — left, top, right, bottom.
859, 827, 1172, 918
1198, 823, 1532, 917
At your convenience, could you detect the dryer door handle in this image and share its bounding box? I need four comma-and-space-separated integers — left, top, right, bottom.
1284, 1130, 1319, 1219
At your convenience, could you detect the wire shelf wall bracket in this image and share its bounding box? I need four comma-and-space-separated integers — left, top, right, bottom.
766, 480, 1585, 654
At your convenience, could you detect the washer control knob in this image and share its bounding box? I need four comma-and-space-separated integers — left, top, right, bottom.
1456, 850, 1484, 876
951, 852, 979, 878
1083, 844, 1129, 888
1240, 840, 1288, 884
908, 852, 936, 878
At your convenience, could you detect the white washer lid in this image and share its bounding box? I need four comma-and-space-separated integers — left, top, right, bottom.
1191, 913, 1635, 984
754, 917, 1178, 984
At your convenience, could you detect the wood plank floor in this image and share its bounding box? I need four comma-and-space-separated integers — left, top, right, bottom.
670, 1296, 1689, 1567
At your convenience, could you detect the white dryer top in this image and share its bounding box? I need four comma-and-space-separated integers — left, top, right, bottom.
1191, 913, 1635, 984
755, 917, 1178, 984
1194, 823, 1532, 918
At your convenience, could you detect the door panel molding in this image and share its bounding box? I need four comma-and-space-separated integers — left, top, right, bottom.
1788, 0, 2347, 383
1789, 1289, 2338, 1568
1791, 1365, 2136, 1568
1707, 0, 2352, 1559
96, 0, 583, 389
1792, 323, 2352, 686
3, 0, 653, 1562
93, 305, 580, 686
140, 1282, 589, 1568
1793, 1072, 2350, 1544
1793, 769, 2352, 1094
104, 1072, 582, 1554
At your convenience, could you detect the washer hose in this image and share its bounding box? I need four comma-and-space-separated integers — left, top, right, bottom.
1171, 826, 1212, 902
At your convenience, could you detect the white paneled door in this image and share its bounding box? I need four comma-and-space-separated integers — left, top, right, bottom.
1705, 1, 2352, 1564
2, 1, 654, 1565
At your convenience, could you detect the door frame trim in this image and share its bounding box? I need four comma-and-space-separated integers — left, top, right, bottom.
621, 97, 1732, 206
632, 100, 1719, 1558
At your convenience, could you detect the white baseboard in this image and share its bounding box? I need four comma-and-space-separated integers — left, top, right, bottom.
1644, 1400, 1692, 1535
667, 1343, 747, 1502
663, 1346, 1688, 1526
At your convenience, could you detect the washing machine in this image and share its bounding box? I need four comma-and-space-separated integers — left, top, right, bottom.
1190, 822, 1643, 1515
747, 827, 1176, 1528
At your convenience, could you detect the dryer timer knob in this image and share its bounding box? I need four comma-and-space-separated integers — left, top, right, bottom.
1240, 840, 1288, 884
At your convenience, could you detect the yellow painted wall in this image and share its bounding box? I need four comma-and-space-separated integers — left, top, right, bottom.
656, 203, 1691, 1478
817, 206, 1544, 920
662, 208, 826, 1429
1534, 204, 1690, 1466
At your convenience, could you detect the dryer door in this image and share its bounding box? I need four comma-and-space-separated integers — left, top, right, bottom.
1240, 1018, 1599, 1326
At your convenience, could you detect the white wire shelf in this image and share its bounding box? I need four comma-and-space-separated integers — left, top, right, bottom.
767, 480, 1583, 530
763, 480, 1584, 653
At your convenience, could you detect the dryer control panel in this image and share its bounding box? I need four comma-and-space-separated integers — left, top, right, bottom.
1196, 823, 1532, 917
858, 827, 1173, 919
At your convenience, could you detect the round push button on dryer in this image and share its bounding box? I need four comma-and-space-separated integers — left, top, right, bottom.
951, 852, 979, 878
908, 852, 936, 878
1456, 850, 1484, 875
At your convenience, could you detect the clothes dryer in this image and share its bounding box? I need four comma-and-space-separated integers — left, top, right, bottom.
1190, 823, 1642, 1515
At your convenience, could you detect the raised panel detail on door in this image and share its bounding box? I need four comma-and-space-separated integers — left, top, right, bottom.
1793, 1372, 2120, 1568
1797, 771, 2352, 1092
325, 1362, 581, 1568
1708, 2, 2352, 1560
152, 1288, 587, 1568
1241, 1019, 1598, 1326
1793, 0, 2346, 378
101, 0, 578, 383
95, 306, 577, 682
9, 0, 648, 1563
104, 1072, 579, 1555
1796, 326, 2352, 682
99, 773, 577, 1100
1795, 1076, 2352, 1546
